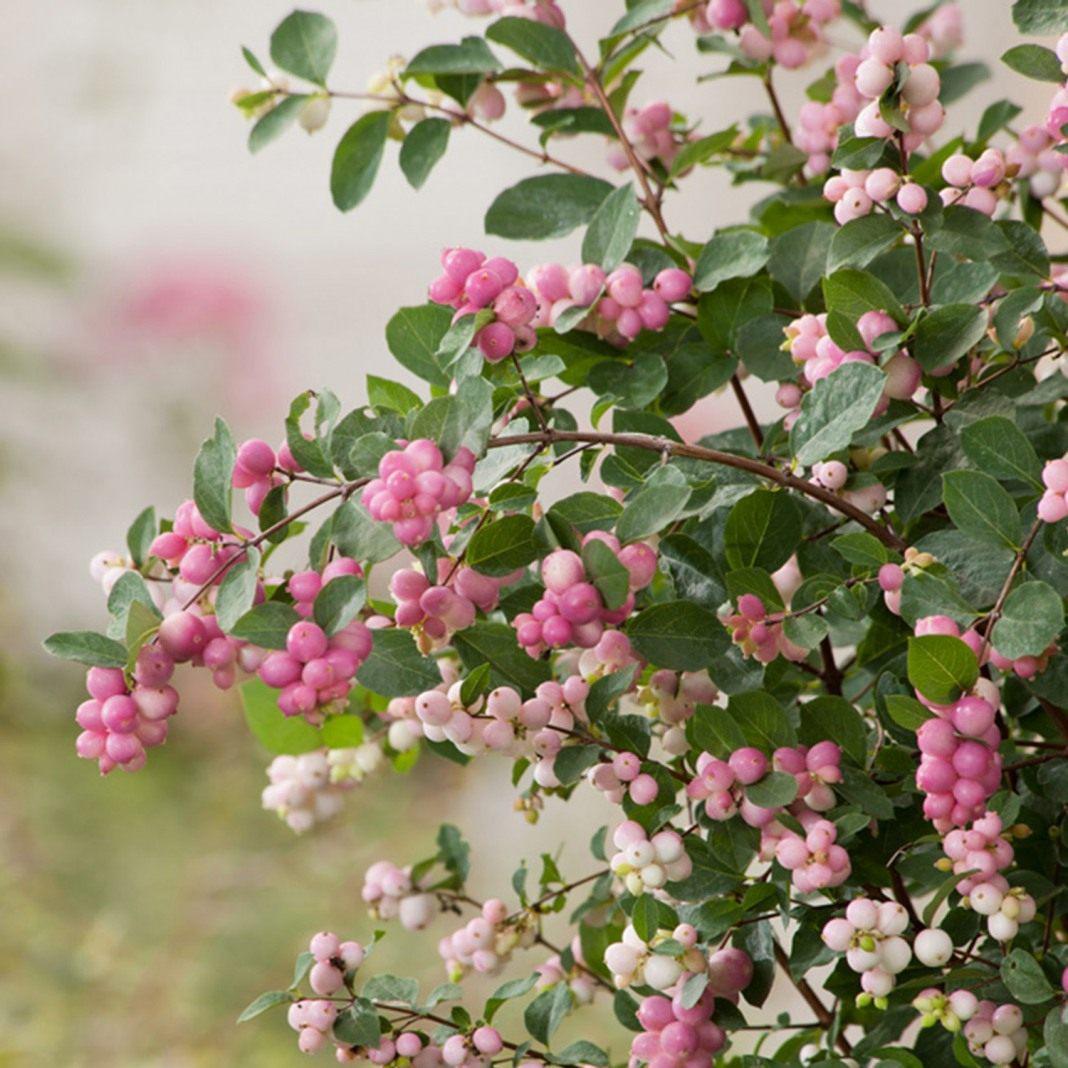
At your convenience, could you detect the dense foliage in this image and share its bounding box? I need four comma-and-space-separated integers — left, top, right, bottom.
45, 1, 1068, 1064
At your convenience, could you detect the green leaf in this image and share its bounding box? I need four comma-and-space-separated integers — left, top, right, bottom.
215, 548, 261, 633
799, 696, 868, 765
1013, 0, 1068, 35
627, 601, 725, 671
922, 865, 980, 927
631, 894, 661, 941
766, 221, 835, 303
126, 506, 156, 568
331, 501, 402, 565
242, 46, 267, 78
367, 375, 421, 415
320, 715, 364, 748
230, 601, 301, 649
467, 514, 538, 576
837, 765, 894, 820
938, 62, 990, 105
524, 982, 572, 1046
927, 206, 1008, 260
485, 974, 539, 1023
723, 489, 801, 572
822, 268, 904, 331
452, 621, 551, 694
357, 629, 441, 697
485, 16, 578, 74
827, 213, 903, 272
363, 974, 421, 1007
313, 575, 366, 636
907, 634, 979, 704
193, 417, 236, 534
745, 771, 798, 808
586, 665, 638, 722
884, 693, 933, 731
616, 465, 690, 543
1044, 1005, 1068, 1068
729, 691, 797, 749
405, 36, 502, 76
1001, 949, 1056, 1004
334, 998, 382, 1047
385, 304, 453, 388
237, 989, 291, 1023
399, 118, 451, 189
548, 492, 622, 534
241, 678, 321, 755
790, 362, 886, 467
942, 470, 1021, 549
960, 416, 1043, 488
831, 532, 889, 569
248, 94, 308, 153
659, 534, 725, 612
554, 744, 601, 785
555, 1041, 609, 1067
991, 581, 1065, 659
693, 229, 770, 292
911, 304, 988, 372
581, 183, 640, 273
43, 630, 128, 669
485, 174, 613, 240
331, 111, 390, 212
1002, 43, 1064, 83
607, 0, 674, 36
270, 10, 337, 85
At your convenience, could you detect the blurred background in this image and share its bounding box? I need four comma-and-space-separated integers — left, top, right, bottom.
0, 1, 1057, 1063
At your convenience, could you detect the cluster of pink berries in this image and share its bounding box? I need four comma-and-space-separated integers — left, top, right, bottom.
535, 941, 597, 1005
821, 898, 912, 1008
630, 986, 726, 1068
966, 880, 1037, 945
74, 662, 178, 774
697, 0, 840, 70
782, 310, 919, 396
526, 261, 692, 345
259, 615, 373, 722
589, 749, 661, 808
438, 899, 532, 980
231, 437, 301, 515
605, 922, 704, 992
434, 0, 564, 28
607, 101, 681, 172
362, 439, 475, 545
428, 248, 539, 363
608, 820, 693, 897
287, 933, 365, 1055
686, 742, 842, 825
852, 27, 944, 147
1038, 455, 1068, 523
795, 53, 864, 175
262, 747, 381, 832
1007, 124, 1067, 200
149, 498, 251, 588
939, 149, 1010, 216
824, 167, 928, 222
914, 992, 1027, 1066
390, 563, 512, 651
641, 669, 719, 757
722, 594, 807, 665
767, 813, 851, 892
513, 536, 658, 655
362, 860, 437, 929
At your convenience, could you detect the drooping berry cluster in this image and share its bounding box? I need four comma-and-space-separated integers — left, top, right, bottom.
1038, 455, 1068, 523
768, 814, 851, 892
608, 820, 693, 896
231, 436, 301, 515
824, 167, 928, 222
630, 986, 727, 1068
607, 101, 682, 172
940, 149, 1011, 216
604, 922, 705, 992
821, 898, 912, 1008
914, 991, 1027, 1066
722, 594, 807, 665
362, 440, 475, 546
287, 932, 365, 1054
700, 0, 841, 70
513, 536, 657, 655
262, 748, 380, 832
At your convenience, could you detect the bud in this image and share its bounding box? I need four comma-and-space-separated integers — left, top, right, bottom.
1010, 823, 1032, 839
934, 857, 954, 872
299, 94, 331, 133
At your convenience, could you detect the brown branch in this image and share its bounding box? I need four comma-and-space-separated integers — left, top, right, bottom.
978, 517, 1043, 661
773, 940, 852, 1056
488, 429, 906, 550
729, 374, 764, 448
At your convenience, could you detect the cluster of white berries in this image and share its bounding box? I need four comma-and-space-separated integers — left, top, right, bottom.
607, 820, 693, 896
966, 882, 1038, 944
603, 922, 703, 991
820, 898, 912, 1008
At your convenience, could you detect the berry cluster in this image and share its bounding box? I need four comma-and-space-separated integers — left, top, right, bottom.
821, 898, 912, 1008
232, 437, 299, 515
262, 748, 379, 833
630, 987, 726, 1068
608, 820, 693, 896
527, 261, 692, 345
390, 563, 511, 650
687, 742, 842, 827
149, 498, 252, 588
795, 54, 864, 175
966, 881, 1037, 944
362, 860, 437, 930
769, 814, 851, 892
852, 27, 944, 148
589, 749, 660, 807
604, 922, 705, 992
701, 0, 840, 70
824, 167, 928, 222
434, 0, 565, 28
1038, 455, 1068, 523
437, 899, 532, 980
75, 663, 178, 775
940, 149, 1010, 216
362, 439, 475, 545
513, 537, 657, 655
287, 932, 366, 1054
722, 594, 807, 665
641, 669, 719, 756
1007, 124, 1067, 200
914, 993, 1027, 1066
607, 101, 681, 172
534, 942, 597, 1005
